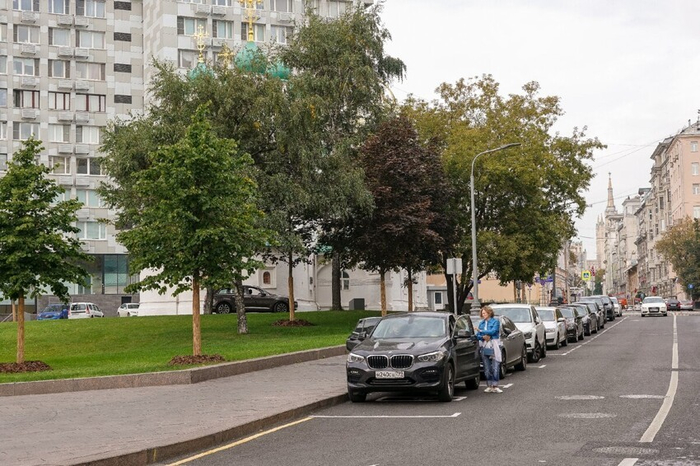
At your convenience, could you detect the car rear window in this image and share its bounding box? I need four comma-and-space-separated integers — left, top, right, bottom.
538, 309, 555, 321
494, 307, 533, 323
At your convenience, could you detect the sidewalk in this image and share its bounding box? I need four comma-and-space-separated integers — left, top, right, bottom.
0, 352, 349, 466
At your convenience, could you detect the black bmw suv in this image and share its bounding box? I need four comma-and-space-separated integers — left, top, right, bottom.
346, 312, 481, 402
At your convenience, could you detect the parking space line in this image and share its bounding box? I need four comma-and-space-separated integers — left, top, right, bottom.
311, 413, 462, 419
538, 365, 546, 368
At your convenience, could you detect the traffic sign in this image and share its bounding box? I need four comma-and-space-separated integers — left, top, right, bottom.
581, 270, 591, 281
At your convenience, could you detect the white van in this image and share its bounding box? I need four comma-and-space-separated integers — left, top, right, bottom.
68, 302, 105, 319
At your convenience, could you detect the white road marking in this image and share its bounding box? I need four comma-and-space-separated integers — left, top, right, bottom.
556, 395, 604, 400
311, 412, 462, 419
559, 413, 616, 419
618, 459, 638, 466
452, 396, 467, 401
502, 383, 513, 389
538, 364, 546, 368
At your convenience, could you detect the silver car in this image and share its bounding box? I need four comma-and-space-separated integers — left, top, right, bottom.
535, 307, 568, 350
470, 315, 528, 379
491, 304, 547, 363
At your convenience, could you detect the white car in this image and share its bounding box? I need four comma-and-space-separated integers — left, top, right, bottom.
535, 306, 568, 350
68, 302, 105, 319
610, 296, 622, 316
640, 296, 667, 317
491, 304, 547, 362
117, 303, 140, 317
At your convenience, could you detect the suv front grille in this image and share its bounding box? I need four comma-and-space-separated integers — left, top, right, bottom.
366, 354, 414, 369
391, 355, 413, 369
367, 355, 389, 369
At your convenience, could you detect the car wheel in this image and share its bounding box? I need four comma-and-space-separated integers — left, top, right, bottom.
528, 341, 541, 363
438, 363, 455, 402
348, 389, 366, 403
584, 324, 591, 336
551, 334, 560, 350
515, 345, 527, 371
216, 302, 233, 314
273, 302, 288, 313
578, 329, 584, 341
499, 350, 507, 379
561, 334, 568, 346
465, 372, 480, 390
541, 339, 547, 358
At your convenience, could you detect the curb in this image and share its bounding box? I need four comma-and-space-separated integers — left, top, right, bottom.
0, 345, 346, 397
73, 393, 349, 466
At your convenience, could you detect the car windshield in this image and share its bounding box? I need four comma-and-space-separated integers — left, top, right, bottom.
494, 307, 532, 323
559, 308, 575, 318
643, 297, 665, 304
537, 309, 555, 321
372, 316, 446, 339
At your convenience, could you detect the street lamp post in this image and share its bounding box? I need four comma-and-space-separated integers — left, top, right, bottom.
470, 143, 521, 311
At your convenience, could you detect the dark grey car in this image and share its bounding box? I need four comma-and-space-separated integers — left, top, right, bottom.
346, 317, 382, 351
213, 285, 297, 314
569, 303, 596, 336
559, 306, 584, 342
578, 296, 609, 325
471, 315, 528, 379
346, 312, 481, 402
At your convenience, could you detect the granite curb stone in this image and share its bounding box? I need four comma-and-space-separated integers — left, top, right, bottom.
0, 345, 346, 397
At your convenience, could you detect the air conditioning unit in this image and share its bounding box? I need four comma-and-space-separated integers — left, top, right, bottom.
74, 80, 90, 91
21, 43, 37, 55
57, 47, 74, 58
21, 108, 38, 119
195, 4, 211, 15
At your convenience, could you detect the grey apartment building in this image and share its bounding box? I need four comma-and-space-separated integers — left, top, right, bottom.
0, 0, 370, 314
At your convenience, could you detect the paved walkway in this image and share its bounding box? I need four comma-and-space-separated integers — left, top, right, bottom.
0, 355, 348, 466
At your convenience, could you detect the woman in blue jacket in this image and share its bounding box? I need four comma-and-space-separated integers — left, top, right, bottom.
476, 305, 503, 393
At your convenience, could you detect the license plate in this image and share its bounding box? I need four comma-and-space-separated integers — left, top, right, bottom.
375, 370, 404, 379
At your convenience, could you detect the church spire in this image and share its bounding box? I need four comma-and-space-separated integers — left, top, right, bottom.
605, 172, 617, 215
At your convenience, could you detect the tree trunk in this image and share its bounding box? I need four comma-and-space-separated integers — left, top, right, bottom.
192, 276, 202, 356
11, 300, 16, 322
203, 286, 213, 314
234, 279, 248, 334
288, 251, 295, 322
407, 270, 413, 312
17, 294, 25, 364
380, 271, 387, 317
331, 251, 342, 310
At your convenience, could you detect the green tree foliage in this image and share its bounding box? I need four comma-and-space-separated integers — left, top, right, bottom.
656, 217, 700, 300
349, 116, 451, 314
281, 2, 405, 310
404, 75, 604, 312
114, 107, 268, 354
0, 138, 88, 363
594, 268, 605, 295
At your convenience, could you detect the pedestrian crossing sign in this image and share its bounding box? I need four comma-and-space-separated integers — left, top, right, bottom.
581, 270, 591, 281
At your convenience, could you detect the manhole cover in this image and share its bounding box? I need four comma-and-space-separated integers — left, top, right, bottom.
560, 413, 616, 419
593, 446, 658, 456
556, 395, 604, 400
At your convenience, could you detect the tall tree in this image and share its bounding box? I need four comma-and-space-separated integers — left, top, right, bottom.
405, 75, 603, 313
281, 2, 405, 310
113, 107, 268, 355
656, 217, 700, 300
349, 116, 449, 315
0, 138, 88, 363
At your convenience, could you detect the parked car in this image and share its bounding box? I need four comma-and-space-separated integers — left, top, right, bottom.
346, 316, 382, 351
117, 303, 140, 317
570, 303, 597, 336
213, 286, 298, 314
491, 304, 547, 363
470, 315, 528, 378
665, 297, 681, 311
574, 300, 605, 331
641, 296, 668, 317
590, 294, 615, 321
68, 302, 105, 319
37, 303, 69, 320
680, 299, 694, 311
559, 306, 584, 342
535, 307, 568, 349
610, 296, 623, 316
346, 312, 481, 402
578, 296, 610, 324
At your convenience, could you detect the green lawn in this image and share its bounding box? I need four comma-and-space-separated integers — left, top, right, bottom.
0, 310, 379, 383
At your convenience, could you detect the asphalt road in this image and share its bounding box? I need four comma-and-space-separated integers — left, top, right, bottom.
163, 313, 700, 466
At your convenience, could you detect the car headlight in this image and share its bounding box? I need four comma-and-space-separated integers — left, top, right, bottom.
546, 328, 555, 334
417, 350, 447, 363
523, 331, 533, 339
346, 353, 365, 364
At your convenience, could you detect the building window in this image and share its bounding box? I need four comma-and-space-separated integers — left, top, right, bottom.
694, 184, 700, 195
76, 157, 102, 175
212, 0, 232, 5
0, 152, 7, 171
693, 162, 700, 176
271, 26, 291, 44
77, 30, 105, 49
13, 58, 39, 76
177, 17, 207, 36
14, 90, 40, 108
0, 56, 5, 74
0, 121, 6, 140
213, 20, 234, 39
327, 1, 349, 18
434, 292, 442, 305
271, 0, 293, 12
51, 156, 70, 174
77, 0, 106, 18
114, 32, 131, 42
342, 271, 350, 290
49, 124, 70, 142
178, 50, 199, 69
262, 271, 271, 285
692, 141, 699, 153
76, 189, 102, 207
241, 23, 265, 42
178, 0, 206, 3
49, 0, 70, 14
76, 125, 102, 144
14, 25, 40, 44
75, 62, 106, 80
77, 221, 105, 240
49, 28, 71, 46
49, 59, 71, 78
695, 206, 700, 219
13, 0, 38, 11
49, 91, 71, 110
13, 122, 39, 140
0, 23, 7, 41
75, 93, 106, 112
0, 88, 6, 107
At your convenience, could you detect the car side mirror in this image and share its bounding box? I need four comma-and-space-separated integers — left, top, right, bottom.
358, 331, 367, 340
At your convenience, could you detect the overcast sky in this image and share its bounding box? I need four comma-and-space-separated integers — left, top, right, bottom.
379, 0, 700, 257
